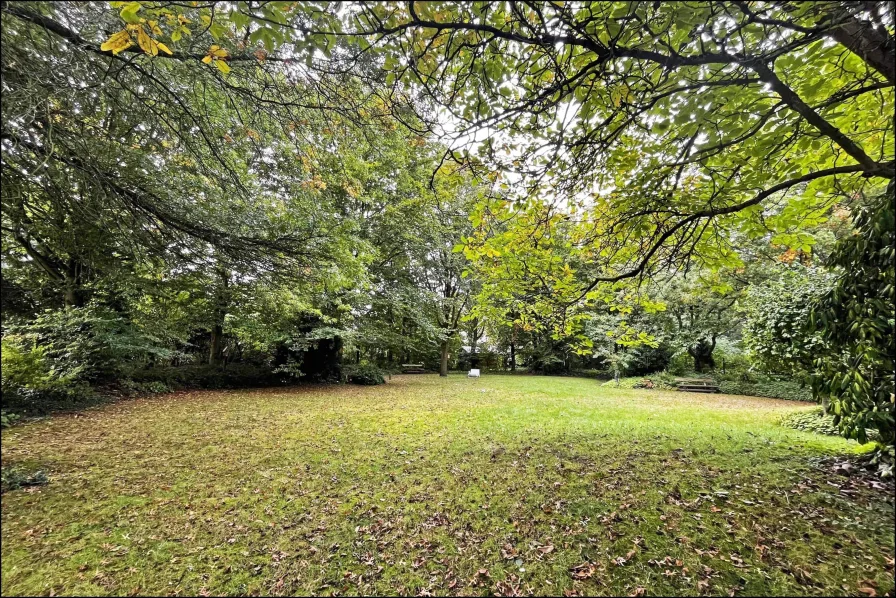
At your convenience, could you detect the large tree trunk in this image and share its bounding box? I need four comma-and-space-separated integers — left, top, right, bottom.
439, 340, 449, 377
689, 337, 716, 372
825, 3, 895, 84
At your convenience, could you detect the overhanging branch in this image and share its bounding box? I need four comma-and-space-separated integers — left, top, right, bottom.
572, 163, 875, 303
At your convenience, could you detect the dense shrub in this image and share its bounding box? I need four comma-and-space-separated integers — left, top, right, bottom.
1, 467, 49, 493
343, 364, 386, 385
128, 364, 288, 390
719, 378, 812, 402
624, 343, 672, 376
808, 187, 894, 449
1, 411, 22, 428
572, 369, 612, 380
2, 305, 175, 411
1, 337, 96, 412
4, 306, 175, 381
742, 265, 832, 376
600, 375, 676, 390
780, 408, 840, 436
120, 379, 172, 396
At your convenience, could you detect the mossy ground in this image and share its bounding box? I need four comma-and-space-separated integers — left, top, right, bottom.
2, 374, 893, 596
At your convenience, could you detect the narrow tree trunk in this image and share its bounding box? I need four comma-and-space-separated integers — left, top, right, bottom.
209, 321, 224, 366
63, 259, 84, 307
208, 266, 229, 366
64, 281, 77, 308
439, 340, 449, 377
509, 340, 516, 371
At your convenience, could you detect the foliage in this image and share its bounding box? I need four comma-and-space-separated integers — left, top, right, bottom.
128, 364, 287, 391
781, 408, 842, 437
0, 1, 893, 436
719, 379, 813, 403
569, 369, 612, 381
742, 265, 833, 376
3, 305, 174, 381
343, 1, 896, 341
1, 305, 176, 411
1, 411, 22, 429
600, 375, 676, 391
1, 335, 95, 412
343, 363, 386, 386
120, 379, 171, 396
1, 466, 49, 493
808, 187, 896, 447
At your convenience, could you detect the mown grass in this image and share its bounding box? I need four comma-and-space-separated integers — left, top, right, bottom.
2, 374, 893, 596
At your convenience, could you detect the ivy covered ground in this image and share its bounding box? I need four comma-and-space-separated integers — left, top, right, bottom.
2, 375, 893, 596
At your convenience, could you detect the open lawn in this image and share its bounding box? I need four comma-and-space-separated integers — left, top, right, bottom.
2, 375, 893, 596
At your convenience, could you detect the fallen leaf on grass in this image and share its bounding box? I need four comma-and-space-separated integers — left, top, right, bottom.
569, 562, 595, 580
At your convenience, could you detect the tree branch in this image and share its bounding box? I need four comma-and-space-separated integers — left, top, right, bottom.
749, 60, 887, 175
573, 163, 872, 303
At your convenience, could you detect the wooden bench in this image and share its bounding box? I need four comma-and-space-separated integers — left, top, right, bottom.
675, 378, 721, 393
401, 363, 427, 374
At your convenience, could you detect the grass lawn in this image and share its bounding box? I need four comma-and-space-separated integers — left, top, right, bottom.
2, 374, 893, 596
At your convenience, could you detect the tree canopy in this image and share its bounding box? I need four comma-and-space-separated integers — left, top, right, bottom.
1, 0, 893, 453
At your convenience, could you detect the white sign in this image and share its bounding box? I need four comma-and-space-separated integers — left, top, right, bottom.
468, 369, 481, 378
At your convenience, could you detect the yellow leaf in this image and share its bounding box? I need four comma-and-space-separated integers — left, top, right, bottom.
209, 44, 229, 58
156, 42, 173, 55
215, 59, 231, 74
202, 55, 213, 64
136, 25, 158, 56
100, 30, 133, 55
147, 20, 162, 35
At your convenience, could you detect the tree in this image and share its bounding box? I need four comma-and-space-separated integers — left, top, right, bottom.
655, 272, 742, 372
1, 1, 397, 311
328, 1, 893, 332
742, 264, 833, 377
808, 184, 895, 453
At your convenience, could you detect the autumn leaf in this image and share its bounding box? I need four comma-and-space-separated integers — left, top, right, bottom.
569, 562, 595, 580
136, 25, 157, 55
100, 30, 133, 55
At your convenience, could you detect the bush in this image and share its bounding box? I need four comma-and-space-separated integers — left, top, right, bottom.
781, 407, 881, 443
807, 187, 894, 448
624, 343, 672, 376
780, 408, 840, 436
1, 411, 22, 428
2, 305, 175, 412
719, 378, 812, 402
120, 379, 172, 396
4, 306, 176, 382
600, 375, 676, 390
1, 467, 49, 493
1, 336, 96, 412
572, 369, 612, 380
742, 265, 832, 376
128, 364, 288, 390
343, 364, 386, 385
